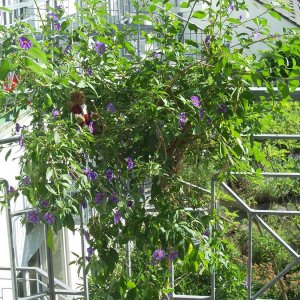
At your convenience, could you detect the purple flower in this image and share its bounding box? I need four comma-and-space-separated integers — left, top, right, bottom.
203, 227, 210, 238
204, 35, 211, 45
95, 41, 106, 56
83, 167, 90, 176
153, 51, 159, 58
126, 157, 134, 170
18, 135, 23, 147
207, 117, 212, 124
104, 169, 114, 182
218, 103, 228, 114
253, 32, 261, 40
169, 250, 178, 261
89, 122, 94, 134
109, 191, 118, 203
81, 201, 87, 209
23, 176, 31, 185
127, 200, 133, 207
239, 15, 243, 20
199, 107, 205, 120
40, 200, 49, 208
179, 112, 187, 128
229, 3, 234, 12
28, 210, 40, 224
15, 123, 21, 133
47, 12, 58, 21
245, 275, 249, 289
87, 171, 98, 181
64, 44, 72, 54
106, 102, 116, 113
87, 246, 94, 256
190, 95, 200, 107
94, 192, 105, 204
19, 37, 32, 50
83, 230, 89, 241
43, 212, 55, 224
8, 186, 15, 193
113, 210, 122, 224
151, 249, 166, 265
87, 68, 93, 76
52, 110, 59, 117
225, 42, 231, 49
53, 22, 61, 31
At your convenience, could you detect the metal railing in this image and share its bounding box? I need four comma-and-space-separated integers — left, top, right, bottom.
0, 177, 88, 300
213, 134, 300, 300
0, 266, 83, 300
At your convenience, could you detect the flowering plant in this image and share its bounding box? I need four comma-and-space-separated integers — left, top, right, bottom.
1, 0, 299, 298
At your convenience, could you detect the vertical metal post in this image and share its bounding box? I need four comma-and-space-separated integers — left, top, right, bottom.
210, 175, 216, 300
45, 226, 55, 300
80, 207, 89, 300
136, 4, 141, 57
247, 215, 253, 300
2, 180, 18, 300
169, 259, 175, 300
126, 242, 132, 277
22, 270, 30, 296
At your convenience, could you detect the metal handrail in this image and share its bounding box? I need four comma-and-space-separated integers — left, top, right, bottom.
0, 266, 84, 299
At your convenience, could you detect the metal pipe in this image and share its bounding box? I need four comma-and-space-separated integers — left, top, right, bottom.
0, 136, 19, 145
169, 260, 175, 300
221, 182, 253, 214
18, 292, 48, 300
254, 210, 300, 216
79, 207, 89, 300
260, 172, 300, 178
45, 226, 55, 300
241, 134, 300, 140
179, 179, 211, 195
55, 289, 85, 295
10, 208, 33, 218
22, 270, 30, 296
210, 175, 216, 300
126, 242, 132, 277
251, 257, 300, 300
247, 216, 252, 300
173, 295, 211, 299
1, 179, 18, 300
254, 215, 299, 258
230, 172, 300, 178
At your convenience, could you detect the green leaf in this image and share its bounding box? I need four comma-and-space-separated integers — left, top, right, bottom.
123, 41, 136, 56
187, 23, 199, 33
0, 6, 11, 13
46, 184, 58, 195
126, 281, 136, 289
227, 18, 241, 24
269, 11, 281, 21
185, 39, 199, 48
0, 60, 11, 80
47, 227, 55, 251
149, 5, 156, 13
180, 2, 189, 8
63, 214, 75, 231
5, 148, 12, 161
165, 2, 172, 10
46, 168, 53, 181
278, 81, 290, 99
77, 80, 87, 89
27, 47, 49, 65
192, 11, 206, 19
54, 131, 60, 144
